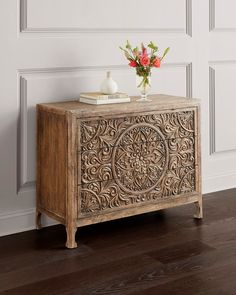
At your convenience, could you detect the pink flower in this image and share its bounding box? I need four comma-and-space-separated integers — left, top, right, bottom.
129, 60, 138, 67
141, 43, 147, 56
153, 57, 161, 68
142, 48, 148, 56
139, 55, 150, 66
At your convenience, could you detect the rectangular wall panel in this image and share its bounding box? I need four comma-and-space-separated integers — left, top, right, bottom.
22, 0, 186, 32
214, 0, 236, 30
18, 64, 189, 192
210, 63, 236, 153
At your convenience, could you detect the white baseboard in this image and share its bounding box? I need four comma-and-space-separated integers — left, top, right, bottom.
0, 173, 236, 237
0, 208, 57, 237
203, 171, 236, 194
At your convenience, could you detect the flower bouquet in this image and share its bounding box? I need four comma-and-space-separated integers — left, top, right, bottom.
120, 41, 169, 101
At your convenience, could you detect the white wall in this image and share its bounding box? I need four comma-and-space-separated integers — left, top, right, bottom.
0, 0, 236, 236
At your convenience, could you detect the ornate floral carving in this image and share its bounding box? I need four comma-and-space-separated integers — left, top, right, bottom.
80, 111, 194, 151
79, 111, 196, 215
112, 124, 168, 194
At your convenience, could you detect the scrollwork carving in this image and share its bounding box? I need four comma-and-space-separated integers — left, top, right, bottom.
80, 111, 194, 151
79, 111, 196, 215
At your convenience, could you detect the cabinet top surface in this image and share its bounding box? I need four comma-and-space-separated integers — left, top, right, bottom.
37, 94, 200, 117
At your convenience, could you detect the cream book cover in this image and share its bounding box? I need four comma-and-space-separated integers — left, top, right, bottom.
79, 92, 129, 100
79, 96, 130, 105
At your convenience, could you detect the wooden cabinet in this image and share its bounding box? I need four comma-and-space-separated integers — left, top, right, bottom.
37, 94, 202, 248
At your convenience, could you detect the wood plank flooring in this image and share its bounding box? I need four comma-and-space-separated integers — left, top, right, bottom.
0, 188, 236, 294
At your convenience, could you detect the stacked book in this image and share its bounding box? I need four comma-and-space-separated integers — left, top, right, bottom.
79, 92, 130, 105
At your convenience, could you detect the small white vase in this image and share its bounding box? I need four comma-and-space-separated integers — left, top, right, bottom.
100, 71, 118, 94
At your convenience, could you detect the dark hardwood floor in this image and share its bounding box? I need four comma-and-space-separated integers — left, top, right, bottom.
0, 188, 236, 295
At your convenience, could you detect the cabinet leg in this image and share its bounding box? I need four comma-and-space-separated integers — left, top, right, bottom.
36, 211, 42, 229
66, 225, 78, 249
194, 198, 203, 219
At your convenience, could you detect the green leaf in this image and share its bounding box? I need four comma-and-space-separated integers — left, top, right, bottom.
133, 47, 139, 57
148, 41, 158, 52
161, 47, 170, 60
126, 40, 132, 50
125, 51, 131, 59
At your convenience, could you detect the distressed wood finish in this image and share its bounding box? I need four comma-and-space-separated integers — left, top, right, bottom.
37, 94, 202, 248
36, 108, 67, 224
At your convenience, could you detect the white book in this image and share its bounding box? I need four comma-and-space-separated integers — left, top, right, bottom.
80, 92, 129, 100
79, 96, 130, 105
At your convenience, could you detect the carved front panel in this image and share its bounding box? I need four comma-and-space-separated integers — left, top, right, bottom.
80, 111, 194, 151
79, 110, 196, 215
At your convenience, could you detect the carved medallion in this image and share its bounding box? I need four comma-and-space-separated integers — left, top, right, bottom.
112, 124, 168, 194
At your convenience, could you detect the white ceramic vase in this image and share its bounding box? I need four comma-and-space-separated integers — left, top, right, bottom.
100, 71, 118, 94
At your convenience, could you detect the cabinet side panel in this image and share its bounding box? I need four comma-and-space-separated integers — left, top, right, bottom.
37, 108, 67, 220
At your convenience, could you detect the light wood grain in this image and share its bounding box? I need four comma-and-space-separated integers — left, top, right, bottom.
36, 107, 67, 225
37, 94, 200, 116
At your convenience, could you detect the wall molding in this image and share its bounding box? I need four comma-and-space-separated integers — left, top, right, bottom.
209, 66, 216, 154
20, 0, 27, 32
209, 63, 236, 155
186, 0, 192, 37
20, 0, 192, 36
19, 65, 128, 75
209, 0, 215, 31
17, 76, 35, 194
209, 0, 236, 32
186, 63, 192, 97
18, 62, 192, 74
